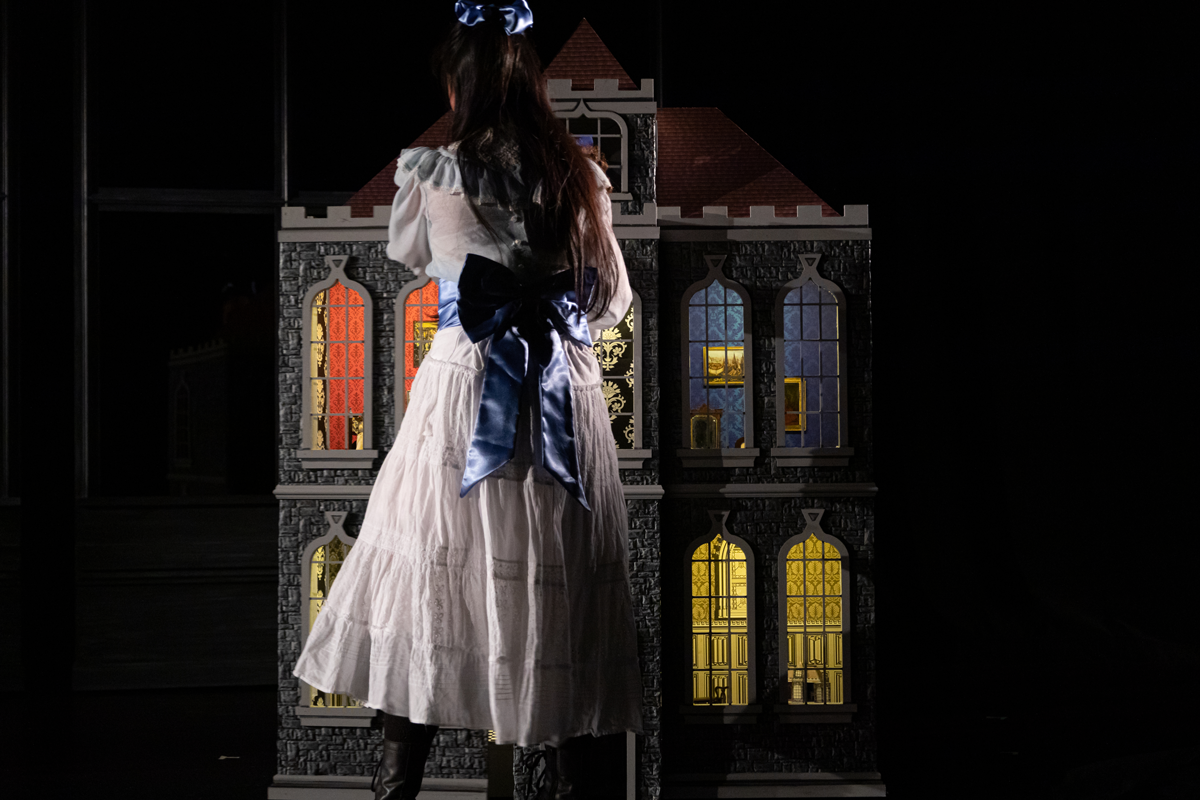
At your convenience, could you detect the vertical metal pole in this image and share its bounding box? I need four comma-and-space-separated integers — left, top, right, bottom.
656, 0, 663, 108
0, 0, 11, 498
276, 0, 289, 206
74, 0, 89, 498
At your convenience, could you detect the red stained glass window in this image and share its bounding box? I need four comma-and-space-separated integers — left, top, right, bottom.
310, 281, 366, 450
402, 282, 440, 410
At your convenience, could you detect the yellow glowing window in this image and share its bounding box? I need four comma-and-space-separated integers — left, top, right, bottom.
691, 532, 749, 705
310, 282, 366, 450
402, 281, 440, 411
593, 302, 636, 449
783, 534, 844, 705
308, 537, 362, 709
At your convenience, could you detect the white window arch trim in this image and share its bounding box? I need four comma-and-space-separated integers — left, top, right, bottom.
682, 510, 761, 723
298, 254, 378, 469
774, 508, 857, 723
393, 272, 435, 436
295, 511, 374, 727
772, 254, 854, 467
555, 104, 632, 199
678, 255, 759, 468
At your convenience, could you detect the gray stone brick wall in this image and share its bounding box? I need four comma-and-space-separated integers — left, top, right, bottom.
276, 499, 489, 778
660, 497, 877, 775
659, 240, 873, 485
623, 113, 657, 216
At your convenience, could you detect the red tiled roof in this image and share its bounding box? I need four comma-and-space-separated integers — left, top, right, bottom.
348, 26, 836, 220
542, 18, 637, 91
348, 113, 453, 217
657, 107, 838, 218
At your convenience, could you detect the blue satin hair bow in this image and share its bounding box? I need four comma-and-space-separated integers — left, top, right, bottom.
437, 254, 593, 510
454, 0, 534, 35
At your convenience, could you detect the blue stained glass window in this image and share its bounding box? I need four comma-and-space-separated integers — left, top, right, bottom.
821, 413, 839, 446
707, 306, 726, 340
802, 304, 821, 340
785, 342, 802, 376
802, 342, 820, 376
687, 274, 749, 449
723, 413, 744, 447
780, 277, 843, 451
689, 307, 706, 341
728, 386, 745, 413
821, 305, 838, 339
806, 377, 821, 412
821, 377, 838, 412
690, 343, 706, 377
820, 342, 838, 375
783, 305, 801, 340
727, 305, 745, 340
803, 415, 821, 447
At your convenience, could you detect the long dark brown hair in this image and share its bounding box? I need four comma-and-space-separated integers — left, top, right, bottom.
433, 12, 619, 314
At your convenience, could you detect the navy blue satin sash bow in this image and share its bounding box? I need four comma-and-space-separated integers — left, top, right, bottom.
454, 1, 534, 35
437, 254, 593, 510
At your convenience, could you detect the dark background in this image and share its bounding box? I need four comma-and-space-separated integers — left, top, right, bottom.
5, 1, 1196, 798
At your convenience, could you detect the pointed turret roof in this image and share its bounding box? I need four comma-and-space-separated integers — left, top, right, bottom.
542, 18, 637, 90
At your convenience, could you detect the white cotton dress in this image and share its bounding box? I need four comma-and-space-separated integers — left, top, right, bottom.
292, 144, 643, 747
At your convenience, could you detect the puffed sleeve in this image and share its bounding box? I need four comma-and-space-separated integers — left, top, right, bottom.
586, 162, 633, 339
386, 149, 433, 275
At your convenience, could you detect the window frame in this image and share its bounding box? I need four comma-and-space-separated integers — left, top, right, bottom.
393, 273, 440, 436
774, 508, 856, 723
678, 255, 759, 468
682, 510, 761, 723
297, 255, 378, 469
594, 289, 652, 469
556, 105, 632, 200
295, 511, 375, 727
772, 254, 854, 466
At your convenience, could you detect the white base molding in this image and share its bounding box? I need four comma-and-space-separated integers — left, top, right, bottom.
663, 772, 885, 798
267, 775, 486, 799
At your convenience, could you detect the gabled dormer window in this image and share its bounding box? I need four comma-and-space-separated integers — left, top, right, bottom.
298, 255, 378, 469
559, 109, 630, 199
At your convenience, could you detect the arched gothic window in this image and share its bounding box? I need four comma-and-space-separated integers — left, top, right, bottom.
393, 275, 440, 432
593, 290, 648, 466
689, 511, 756, 708
299, 255, 377, 469
295, 511, 374, 727
679, 256, 757, 467
777, 509, 854, 721
773, 254, 852, 466
559, 108, 630, 197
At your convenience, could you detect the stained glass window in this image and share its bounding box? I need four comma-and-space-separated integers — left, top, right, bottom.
308, 536, 363, 709
783, 534, 844, 705
310, 281, 366, 450
402, 281, 440, 411
781, 282, 840, 448
687, 281, 747, 449
593, 302, 636, 449
564, 114, 623, 191
692, 533, 750, 705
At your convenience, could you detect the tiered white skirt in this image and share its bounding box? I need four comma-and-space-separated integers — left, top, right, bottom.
292, 326, 644, 746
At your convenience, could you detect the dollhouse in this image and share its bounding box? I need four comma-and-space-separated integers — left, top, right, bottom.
270, 19, 881, 800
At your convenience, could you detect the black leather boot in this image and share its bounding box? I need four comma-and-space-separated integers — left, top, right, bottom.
371, 716, 438, 800
553, 737, 586, 800
534, 745, 560, 800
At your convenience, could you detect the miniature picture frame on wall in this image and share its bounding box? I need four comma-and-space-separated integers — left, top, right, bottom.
783, 377, 806, 432
702, 345, 745, 387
